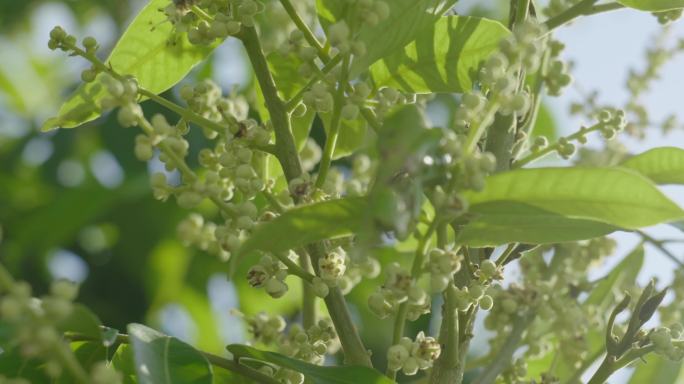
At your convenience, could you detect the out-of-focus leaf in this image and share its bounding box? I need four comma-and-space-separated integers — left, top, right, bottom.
0, 347, 51, 382
628, 355, 684, 383
531, 102, 558, 139
369, 16, 509, 93
319, 112, 370, 159
128, 323, 214, 384
237, 197, 367, 256
145, 241, 223, 353
227, 344, 395, 384
43, 0, 219, 131
10, 177, 149, 253
112, 343, 137, 384
58, 303, 103, 340
621, 147, 684, 185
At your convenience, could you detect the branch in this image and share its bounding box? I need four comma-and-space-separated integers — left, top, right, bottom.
238, 26, 304, 182
636, 230, 684, 267
239, 26, 371, 367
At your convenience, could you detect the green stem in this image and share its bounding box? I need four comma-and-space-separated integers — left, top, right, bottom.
463, 101, 500, 156
271, 251, 315, 283
315, 55, 350, 189
562, 348, 604, 384
306, 243, 372, 367
387, 219, 439, 379
586, 355, 615, 384
241, 25, 370, 368
512, 123, 601, 167
544, 0, 624, 32
239, 26, 304, 182
514, 0, 531, 26
636, 230, 684, 267
278, 0, 328, 61
299, 250, 317, 329
137, 117, 239, 218
429, 285, 460, 384
286, 54, 343, 111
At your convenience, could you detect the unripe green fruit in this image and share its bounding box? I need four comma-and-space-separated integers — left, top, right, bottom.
462, 93, 484, 110
402, 357, 419, 376
81, 69, 97, 83
328, 21, 350, 46
479, 295, 494, 310
341, 104, 359, 120
431, 274, 450, 293
265, 278, 288, 298
117, 104, 142, 127
177, 190, 203, 209
50, 26, 67, 41
82, 36, 97, 50
292, 103, 307, 117
480, 259, 497, 277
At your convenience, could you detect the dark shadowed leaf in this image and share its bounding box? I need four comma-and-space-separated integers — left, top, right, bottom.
237, 197, 367, 256
128, 323, 213, 384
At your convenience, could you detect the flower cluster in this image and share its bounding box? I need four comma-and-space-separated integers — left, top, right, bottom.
0, 280, 121, 383
368, 263, 430, 320
241, 313, 339, 384
386, 332, 441, 375
247, 254, 290, 298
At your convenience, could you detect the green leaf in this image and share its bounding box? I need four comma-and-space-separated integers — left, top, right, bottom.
317, 0, 458, 77
58, 304, 103, 341
617, 0, 684, 11
369, 16, 509, 93
255, 52, 315, 152
531, 102, 558, 139
319, 112, 371, 159
112, 344, 138, 384
227, 344, 394, 384
457, 167, 684, 246
43, 0, 218, 131
128, 323, 214, 384
621, 147, 684, 185
70, 342, 109, 372
0, 347, 51, 382
456, 201, 621, 246
629, 355, 684, 383
586, 244, 644, 309
237, 197, 367, 256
